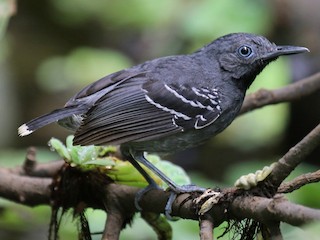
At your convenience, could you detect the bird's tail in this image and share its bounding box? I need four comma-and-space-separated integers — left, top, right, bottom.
18, 105, 88, 137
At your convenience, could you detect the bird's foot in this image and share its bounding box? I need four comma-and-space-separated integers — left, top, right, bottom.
135, 182, 162, 211
234, 163, 276, 190
165, 184, 206, 220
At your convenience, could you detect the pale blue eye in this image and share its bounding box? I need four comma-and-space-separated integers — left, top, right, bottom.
238, 45, 253, 58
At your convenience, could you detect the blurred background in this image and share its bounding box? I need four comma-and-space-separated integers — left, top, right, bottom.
0, 0, 319, 239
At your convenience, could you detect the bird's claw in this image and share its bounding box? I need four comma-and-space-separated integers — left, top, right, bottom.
164, 184, 206, 220
135, 182, 161, 211
135, 183, 206, 219
164, 192, 178, 220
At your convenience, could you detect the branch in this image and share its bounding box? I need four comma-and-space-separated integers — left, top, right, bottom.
5, 147, 64, 178
21, 147, 64, 177
266, 123, 320, 190
240, 72, 320, 114
0, 169, 52, 206
86, 183, 320, 227
265, 222, 283, 240
278, 170, 320, 194
0, 147, 64, 206
141, 212, 173, 240
2, 162, 319, 227
199, 214, 214, 240
230, 195, 320, 226
102, 211, 125, 240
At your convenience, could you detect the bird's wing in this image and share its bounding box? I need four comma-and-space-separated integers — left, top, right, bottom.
73, 76, 222, 146
65, 69, 147, 106
143, 81, 223, 129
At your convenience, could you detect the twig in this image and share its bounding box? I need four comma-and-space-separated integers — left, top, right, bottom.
23, 147, 37, 174
265, 222, 283, 240
278, 170, 320, 194
199, 214, 214, 240
20, 147, 64, 177
141, 212, 173, 240
240, 72, 320, 114
102, 211, 124, 240
266, 123, 320, 190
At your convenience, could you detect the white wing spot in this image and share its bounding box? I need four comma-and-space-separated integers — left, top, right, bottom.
210, 99, 218, 105
192, 87, 209, 99
165, 84, 206, 109
145, 95, 191, 120
208, 93, 218, 99
200, 88, 210, 93
194, 114, 221, 130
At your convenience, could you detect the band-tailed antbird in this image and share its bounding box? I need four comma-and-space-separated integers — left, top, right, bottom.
18, 33, 308, 213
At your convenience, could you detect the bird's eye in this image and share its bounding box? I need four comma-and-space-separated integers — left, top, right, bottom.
238, 45, 253, 58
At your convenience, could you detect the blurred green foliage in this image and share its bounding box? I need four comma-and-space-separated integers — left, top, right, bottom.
0, 0, 14, 39
36, 48, 133, 91
0, 0, 16, 148
52, 0, 179, 28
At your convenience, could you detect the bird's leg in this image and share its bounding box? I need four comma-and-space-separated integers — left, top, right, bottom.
129, 150, 206, 218
130, 151, 180, 190
125, 155, 161, 210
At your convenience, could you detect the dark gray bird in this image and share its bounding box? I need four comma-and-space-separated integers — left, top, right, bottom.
18, 33, 308, 213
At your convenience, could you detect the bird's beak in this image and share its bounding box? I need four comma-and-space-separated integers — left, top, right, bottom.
262, 45, 309, 61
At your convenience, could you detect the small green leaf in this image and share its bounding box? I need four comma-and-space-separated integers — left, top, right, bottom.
83, 158, 115, 166
48, 138, 71, 160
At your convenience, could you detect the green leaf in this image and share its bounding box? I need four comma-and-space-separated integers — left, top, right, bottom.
83, 158, 115, 166
48, 137, 71, 160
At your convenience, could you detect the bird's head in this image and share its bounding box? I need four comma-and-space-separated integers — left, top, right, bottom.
203, 33, 309, 89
